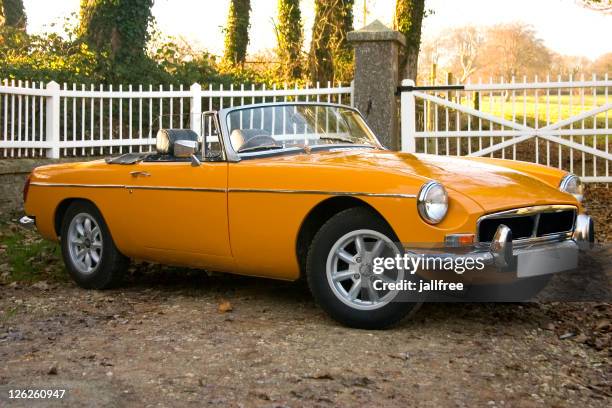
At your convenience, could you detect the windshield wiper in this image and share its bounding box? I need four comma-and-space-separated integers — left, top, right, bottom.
237, 144, 284, 153
318, 136, 355, 144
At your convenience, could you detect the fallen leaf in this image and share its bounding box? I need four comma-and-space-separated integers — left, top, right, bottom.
218, 300, 233, 313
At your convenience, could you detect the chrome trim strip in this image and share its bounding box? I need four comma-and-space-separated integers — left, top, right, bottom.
227, 188, 416, 198
31, 182, 226, 193
478, 204, 577, 220
31, 182, 124, 189
129, 186, 226, 193
476, 232, 573, 249
30, 182, 414, 198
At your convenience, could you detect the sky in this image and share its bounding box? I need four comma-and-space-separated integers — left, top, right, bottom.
23, 0, 612, 60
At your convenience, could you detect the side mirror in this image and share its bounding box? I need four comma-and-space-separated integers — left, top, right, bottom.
173, 140, 201, 167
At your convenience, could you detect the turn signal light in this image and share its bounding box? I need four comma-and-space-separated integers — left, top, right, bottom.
444, 233, 475, 247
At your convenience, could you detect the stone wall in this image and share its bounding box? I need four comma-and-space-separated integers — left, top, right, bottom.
0, 158, 98, 217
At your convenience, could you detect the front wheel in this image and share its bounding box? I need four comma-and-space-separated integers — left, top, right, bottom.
306, 207, 421, 329
60, 201, 128, 289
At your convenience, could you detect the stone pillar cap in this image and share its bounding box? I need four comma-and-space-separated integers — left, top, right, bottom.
348, 20, 406, 46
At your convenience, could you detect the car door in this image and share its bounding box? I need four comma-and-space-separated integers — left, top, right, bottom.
125, 160, 231, 258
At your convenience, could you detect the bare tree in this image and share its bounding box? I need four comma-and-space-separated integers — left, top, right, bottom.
416, 36, 440, 83
575, 0, 612, 14
590, 52, 612, 75
439, 26, 483, 83
479, 23, 552, 80
549, 53, 592, 78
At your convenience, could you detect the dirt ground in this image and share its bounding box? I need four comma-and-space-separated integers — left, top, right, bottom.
1, 273, 611, 407
0, 184, 610, 407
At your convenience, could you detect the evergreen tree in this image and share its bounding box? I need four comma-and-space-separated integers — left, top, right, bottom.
223, 0, 251, 66
275, 0, 303, 81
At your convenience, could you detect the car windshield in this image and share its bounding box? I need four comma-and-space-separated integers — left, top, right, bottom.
225, 104, 378, 154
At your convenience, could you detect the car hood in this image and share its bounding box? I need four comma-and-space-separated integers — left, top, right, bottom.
262, 148, 576, 211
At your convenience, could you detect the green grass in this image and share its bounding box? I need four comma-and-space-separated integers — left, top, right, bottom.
459, 94, 610, 129
1, 306, 18, 323
0, 220, 66, 283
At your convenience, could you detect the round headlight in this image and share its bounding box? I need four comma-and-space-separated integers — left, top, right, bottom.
559, 174, 583, 202
417, 181, 448, 224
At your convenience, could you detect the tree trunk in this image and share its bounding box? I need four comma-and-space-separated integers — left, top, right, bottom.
0, 0, 27, 30
223, 0, 251, 66
394, 0, 425, 81
308, 0, 354, 84
276, 0, 303, 81
78, 0, 153, 62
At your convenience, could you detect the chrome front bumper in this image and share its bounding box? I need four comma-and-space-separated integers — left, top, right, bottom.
489, 214, 594, 277
412, 214, 594, 278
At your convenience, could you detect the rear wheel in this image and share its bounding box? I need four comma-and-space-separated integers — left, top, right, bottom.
306, 207, 421, 329
60, 201, 128, 289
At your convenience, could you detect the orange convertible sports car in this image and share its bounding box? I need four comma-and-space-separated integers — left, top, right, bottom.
22, 103, 594, 328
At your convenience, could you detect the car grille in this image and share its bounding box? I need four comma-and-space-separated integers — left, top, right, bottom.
478, 207, 576, 243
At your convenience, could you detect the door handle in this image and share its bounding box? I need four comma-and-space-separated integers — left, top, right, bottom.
130, 171, 151, 177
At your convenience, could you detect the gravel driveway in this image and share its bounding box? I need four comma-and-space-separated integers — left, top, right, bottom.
1, 269, 610, 407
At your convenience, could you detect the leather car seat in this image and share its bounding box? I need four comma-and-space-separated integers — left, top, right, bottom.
229, 129, 274, 152
156, 129, 199, 156
230, 129, 246, 151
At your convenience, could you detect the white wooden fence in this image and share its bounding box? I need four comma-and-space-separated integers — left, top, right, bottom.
0, 80, 353, 158
3, 75, 611, 183
400, 75, 611, 183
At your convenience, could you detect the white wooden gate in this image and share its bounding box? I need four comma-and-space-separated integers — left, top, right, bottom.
399, 76, 611, 183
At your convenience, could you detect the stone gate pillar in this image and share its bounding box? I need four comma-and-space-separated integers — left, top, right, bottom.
348, 20, 406, 150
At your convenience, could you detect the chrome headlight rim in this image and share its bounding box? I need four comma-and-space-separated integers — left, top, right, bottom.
417, 181, 448, 224
559, 173, 583, 202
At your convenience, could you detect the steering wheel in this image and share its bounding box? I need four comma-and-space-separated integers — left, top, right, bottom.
239, 135, 279, 151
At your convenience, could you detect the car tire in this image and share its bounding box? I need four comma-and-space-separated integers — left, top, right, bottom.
306, 207, 421, 329
60, 201, 128, 289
